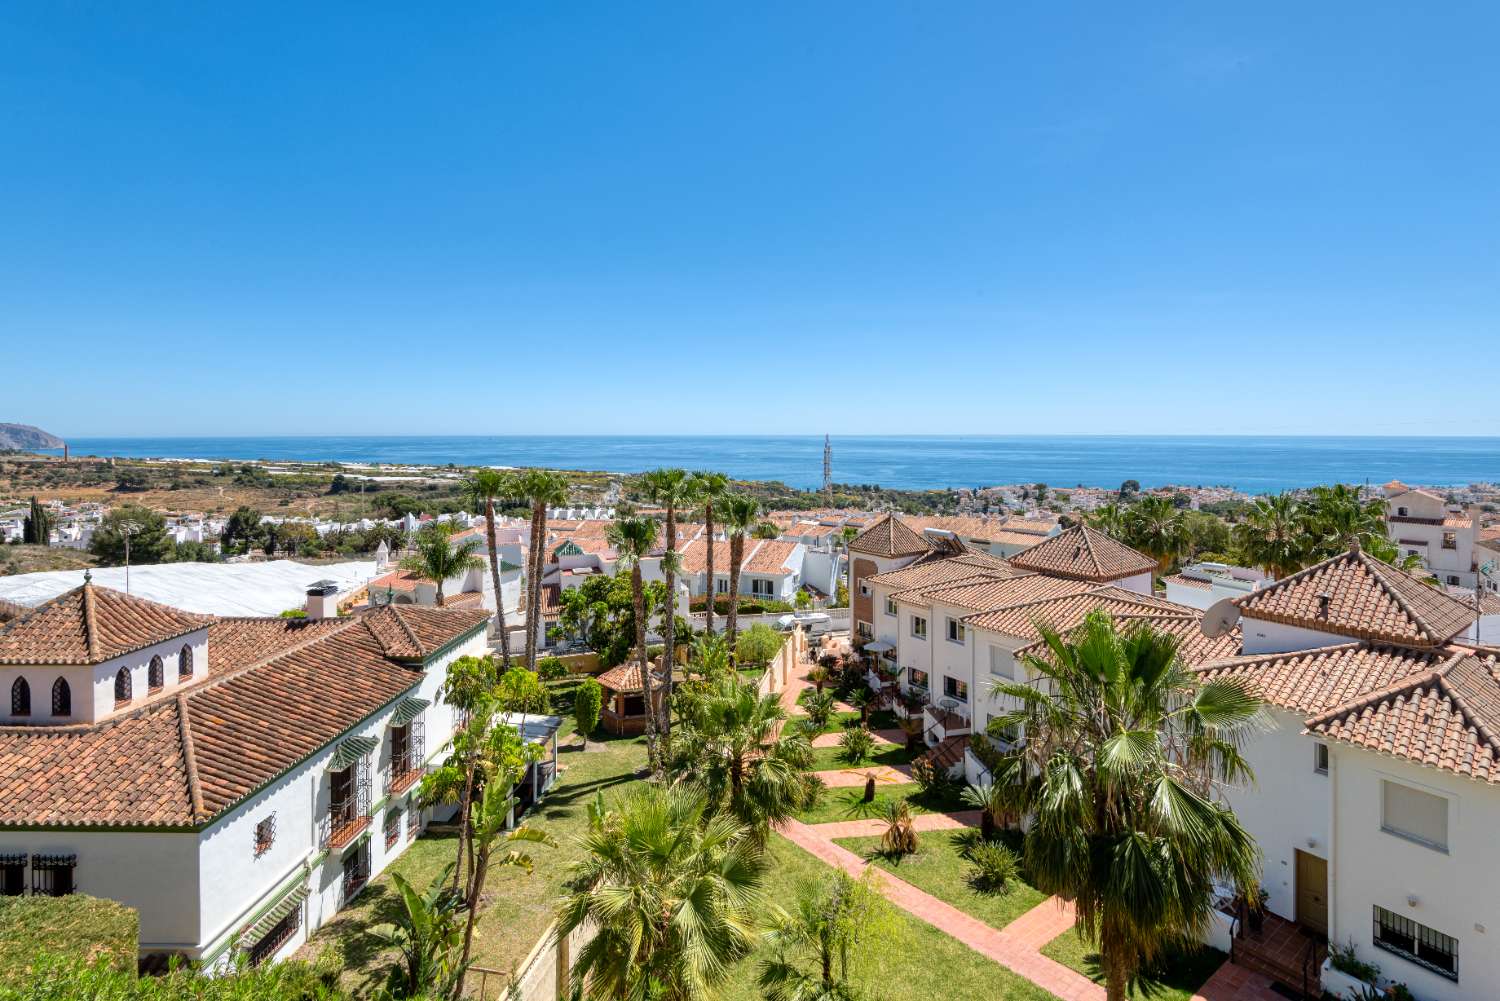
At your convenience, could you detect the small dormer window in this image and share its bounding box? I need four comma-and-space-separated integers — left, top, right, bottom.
51, 678, 71, 717
114, 667, 132, 707
10, 678, 30, 717
178, 645, 193, 680
148, 656, 164, 692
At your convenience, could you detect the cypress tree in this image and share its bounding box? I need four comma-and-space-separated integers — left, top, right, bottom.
22, 496, 52, 546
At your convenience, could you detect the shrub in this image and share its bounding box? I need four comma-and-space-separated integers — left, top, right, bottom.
0, 895, 137, 983
735, 623, 783, 666
1327, 939, 1380, 984
966, 841, 1021, 893
574, 678, 603, 736
537, 656, 568, 681
802, 690, 837, 731
910, 756, 957, 799
879, 800, 918, 857
4, 952, 350, 999
839, 726, 875, 765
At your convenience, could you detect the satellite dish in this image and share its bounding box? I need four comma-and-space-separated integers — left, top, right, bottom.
1201, 597, 1242, 638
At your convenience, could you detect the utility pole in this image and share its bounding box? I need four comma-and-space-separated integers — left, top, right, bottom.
121, 521, 141, 594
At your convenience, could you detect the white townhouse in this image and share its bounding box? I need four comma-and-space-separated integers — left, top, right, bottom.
1186, 547, 1498, 1000
904, 514, 1062, 557
1384, 486, 1481, 588
678, 537, 810, 605
1162, 561, 1273, 610
0, 580, 491, 970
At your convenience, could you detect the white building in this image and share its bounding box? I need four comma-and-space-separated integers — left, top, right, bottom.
0, 581, 491, 970
1384, 486, 1481, 588
1162, 561, 1273, 610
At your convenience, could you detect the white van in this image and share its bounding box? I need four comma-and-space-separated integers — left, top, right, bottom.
776, 612, 832, 636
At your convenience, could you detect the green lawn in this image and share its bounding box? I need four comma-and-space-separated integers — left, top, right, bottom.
301, 723, 650, 994
717, 836, 1059, 1001
833, 830, 1047, 932
1040, 927, 1226, 1001
808, 737, 919, 771
793, 782, 964, 825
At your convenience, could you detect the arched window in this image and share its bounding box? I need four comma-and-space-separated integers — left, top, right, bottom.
114, 667, 132, 706
148, 655, 164, 692
51, 678, 71, 717
178, 645, 193, 680
10, 678, 30, 717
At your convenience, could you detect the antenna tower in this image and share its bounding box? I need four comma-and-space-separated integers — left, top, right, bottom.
822, 434, 832, 496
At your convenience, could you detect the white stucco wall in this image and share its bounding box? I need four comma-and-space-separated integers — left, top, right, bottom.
1327, 744, 1500, 1001
1111, 571, 1154, 595
1239, 617, 1356, 655
1219, 708, 1332, 924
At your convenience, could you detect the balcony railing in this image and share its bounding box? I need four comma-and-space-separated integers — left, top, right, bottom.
385, 719, 426, 796
319, 795, 371, 851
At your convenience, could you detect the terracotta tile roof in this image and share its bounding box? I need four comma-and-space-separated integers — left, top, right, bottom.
1306, 650, 1500, 783
1007, 526, 1157, 582
785, 522, 840, 539
865, 552, 1016, 592
0, 603, 489, 827
743, 540, 801, 574
913, 574, 1083, 612
964, 588, 1194, 642
989, 530, 1056, 548
847, 514, 933, 558
1017, 613, 1243, 670
1235, 548, 1476, 648
539, 584, 563, 622
597, 661, 656, 693
1162, 573, 1212, 591
369, 569, 426, 593
1002, 517, 1059, 535
1192, 643, 1447, 715
0, 584, 213, 666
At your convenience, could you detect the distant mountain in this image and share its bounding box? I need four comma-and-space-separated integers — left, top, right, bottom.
0, 424, 64, 450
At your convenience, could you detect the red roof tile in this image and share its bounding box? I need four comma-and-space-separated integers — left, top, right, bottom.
0, 584, 212, 666
1007, 526, 1156, 582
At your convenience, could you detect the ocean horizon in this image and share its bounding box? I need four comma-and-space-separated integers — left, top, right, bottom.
36, 435, 1500, 495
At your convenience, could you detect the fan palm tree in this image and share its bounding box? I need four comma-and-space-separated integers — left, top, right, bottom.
399, 532, 485, 607
1123, 495, 1186, 574
989, 612, 1262, 1001
959, 780, 1021, 839
757, 869, 892, 1001
721, 494, 761, 654
466, 468, 516, 669
1303, 484, 1388, 559
558, 786, 765, 1001
668, 674, 819, 837
642, 467, 693, 730
1087, 502, 1128, 541
517, 470, 569, 671
607, 515, 662, 768
1233, 493, 1305, 580
689, 471, 730, 634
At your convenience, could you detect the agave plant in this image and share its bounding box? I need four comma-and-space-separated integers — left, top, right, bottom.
838, 726, 875, 765
877, 800, 918, 858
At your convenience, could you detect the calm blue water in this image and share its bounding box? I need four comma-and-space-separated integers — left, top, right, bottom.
41, 435, 1500, 494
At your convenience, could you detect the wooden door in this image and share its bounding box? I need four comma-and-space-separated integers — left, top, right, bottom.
1295, 850, 1328, 937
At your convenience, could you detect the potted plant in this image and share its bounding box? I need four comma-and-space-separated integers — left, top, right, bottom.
1246, 886, 1269, 933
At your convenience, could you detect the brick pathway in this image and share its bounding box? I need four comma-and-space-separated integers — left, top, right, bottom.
779, 819, 1105, 1000
806, 809, 983, 839
810, 764, 913, 788
809, 727, 904, 748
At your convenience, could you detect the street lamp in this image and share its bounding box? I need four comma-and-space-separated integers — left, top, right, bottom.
119, 521, 142, 594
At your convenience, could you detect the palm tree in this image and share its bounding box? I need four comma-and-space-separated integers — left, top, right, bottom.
1124, 495, 1186, 574
370, 863, 468, 1000
466, 468, 516, 669
758, 868, 892, 1001
558, 786, 765, 1001
400, 532, 485, 607
668, 674, 819, 837
607, 515, 662, 768
1233, 493, 1305, 580
641, 467, 693, 731
517, 470, 569, 671
989, 612, 1262, 1001
1086, 502, 1128, 541
721, 494, 761, 654
689, 471, 730, 634
1304, 484, 1388, 558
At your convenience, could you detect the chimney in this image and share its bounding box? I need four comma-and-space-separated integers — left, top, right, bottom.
1316, 591, 1332, 618
306, 580, 340, 620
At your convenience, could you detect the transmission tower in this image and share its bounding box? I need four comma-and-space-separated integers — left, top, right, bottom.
822, 434, 832, 496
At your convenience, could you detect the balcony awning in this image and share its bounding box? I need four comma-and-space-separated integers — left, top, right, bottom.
862, 640, 895, 654
329, 735, 379, 771
242, 883, 309, 945
391, 697, 430, 725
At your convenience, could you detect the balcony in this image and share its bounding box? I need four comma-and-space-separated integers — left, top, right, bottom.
384, 718, 426, 797
319, 796, 371, 851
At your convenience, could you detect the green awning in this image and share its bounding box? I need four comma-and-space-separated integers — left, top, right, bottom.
340, 828, 371, 857
329, 735, 379, 771
391, 697, 430, 725
242, 884, 309, 945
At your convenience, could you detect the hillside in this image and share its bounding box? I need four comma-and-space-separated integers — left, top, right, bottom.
0, 423, 64, 450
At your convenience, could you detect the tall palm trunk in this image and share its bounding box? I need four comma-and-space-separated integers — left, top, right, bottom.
727, 534, 744, 656
632, 562, 658, 770
436, 581, 446, 606
704, 501, 716, 634
485, 499, 512, 670
661, 505, 677, 734
525, 501, 545, 670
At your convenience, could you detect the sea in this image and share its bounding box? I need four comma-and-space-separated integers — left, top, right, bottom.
37, 435, 1500, 495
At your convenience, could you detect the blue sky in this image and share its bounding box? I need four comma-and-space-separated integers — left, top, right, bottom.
2, 3, 1497, 437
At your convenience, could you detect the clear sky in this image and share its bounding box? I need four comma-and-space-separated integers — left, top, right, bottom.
3, 3, 1497, 437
